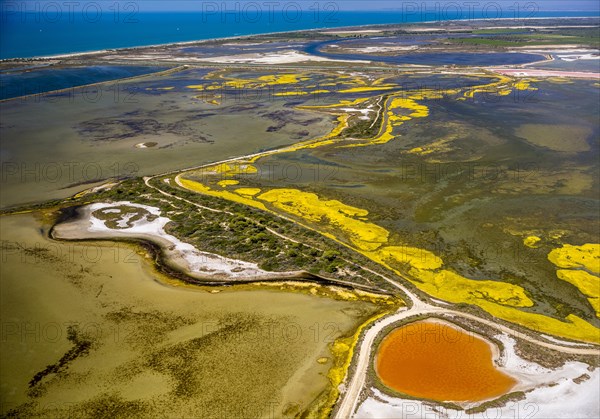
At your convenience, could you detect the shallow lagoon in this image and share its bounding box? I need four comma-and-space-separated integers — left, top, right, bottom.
0, 68, 336, 208
376, 320, 516, 402
0, 66, 164, 100
304, 39, 545, 66
0, 213, 381, 417
233, 78, 600, 327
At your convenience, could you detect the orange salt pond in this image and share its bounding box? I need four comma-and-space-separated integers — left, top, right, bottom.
376, 320, 516, 402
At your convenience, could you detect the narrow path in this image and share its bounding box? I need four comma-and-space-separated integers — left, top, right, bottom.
335, 302, 600, 419
145, 176, 388, 292
152, 174, 600, 419
138, 77, 600, 418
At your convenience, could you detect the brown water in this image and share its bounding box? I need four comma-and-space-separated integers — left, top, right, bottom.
376, 320, 516, 402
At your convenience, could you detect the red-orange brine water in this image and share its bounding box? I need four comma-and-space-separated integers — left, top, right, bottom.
376, 320, 516, 402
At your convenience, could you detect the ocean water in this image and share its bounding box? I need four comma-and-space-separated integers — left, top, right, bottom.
1, 10, 598, 59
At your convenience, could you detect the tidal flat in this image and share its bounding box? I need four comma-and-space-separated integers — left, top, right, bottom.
249, 78, 600, 328
1, 17, 599, 419
0, 213, 385, 418
0, 67, 334, 208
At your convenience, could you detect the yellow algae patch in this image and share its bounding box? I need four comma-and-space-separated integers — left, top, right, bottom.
361, 241, 599, 342
257, 74, 307, 84
408, 269, 534, 308
588, 298, 600, 317
377, 246, 443, 270
524, 236, 542, 248
325, 114, 348, 138
178, 177, 267, 211
464, 74, 513, 98
197, 72, 310, 91
354, 289, 400, 306
402, 266, 598, 342
338, 86, 397, 93
491, 308, 599, 343
235, 188, 261, 196
315, 310, 393, 418
548, 243, 600, 274
257, 188, 388, 251
179, 171, 600, 343
257, 189, 369, 218
557, 270, 599, 300
217, 180, 239, 187
330, 287, 359, 301
273, 91, 309, 96
147, 86, 175, 91
513, 79, 539, 91
392, 266, 598, 343
395, 97, 429, 118
556, 270, 600, 316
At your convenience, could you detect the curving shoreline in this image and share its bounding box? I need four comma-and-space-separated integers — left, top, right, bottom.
49, 201, 387, 292
2, 16, 597, 61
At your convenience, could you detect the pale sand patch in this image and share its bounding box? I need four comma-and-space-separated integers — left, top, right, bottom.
331, 46, 419, 53
557, 53, 600, 61
52, 201, 304, 281
490, 68, 600, 79
134, 142, 158, 149
198, 50, 371, 64
516, 124, 591, 152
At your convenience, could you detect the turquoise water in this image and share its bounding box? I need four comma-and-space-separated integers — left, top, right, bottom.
1, 11, 598, 59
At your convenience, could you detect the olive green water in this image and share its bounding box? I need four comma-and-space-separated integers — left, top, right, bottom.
0, 72, 334, 208
0, 213, 380, 418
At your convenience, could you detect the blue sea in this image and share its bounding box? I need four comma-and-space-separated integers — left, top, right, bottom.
1, 8, 598, 59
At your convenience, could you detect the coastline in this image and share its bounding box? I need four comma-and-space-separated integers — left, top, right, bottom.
1, 15, 597, 62
49, 201, 386, 292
